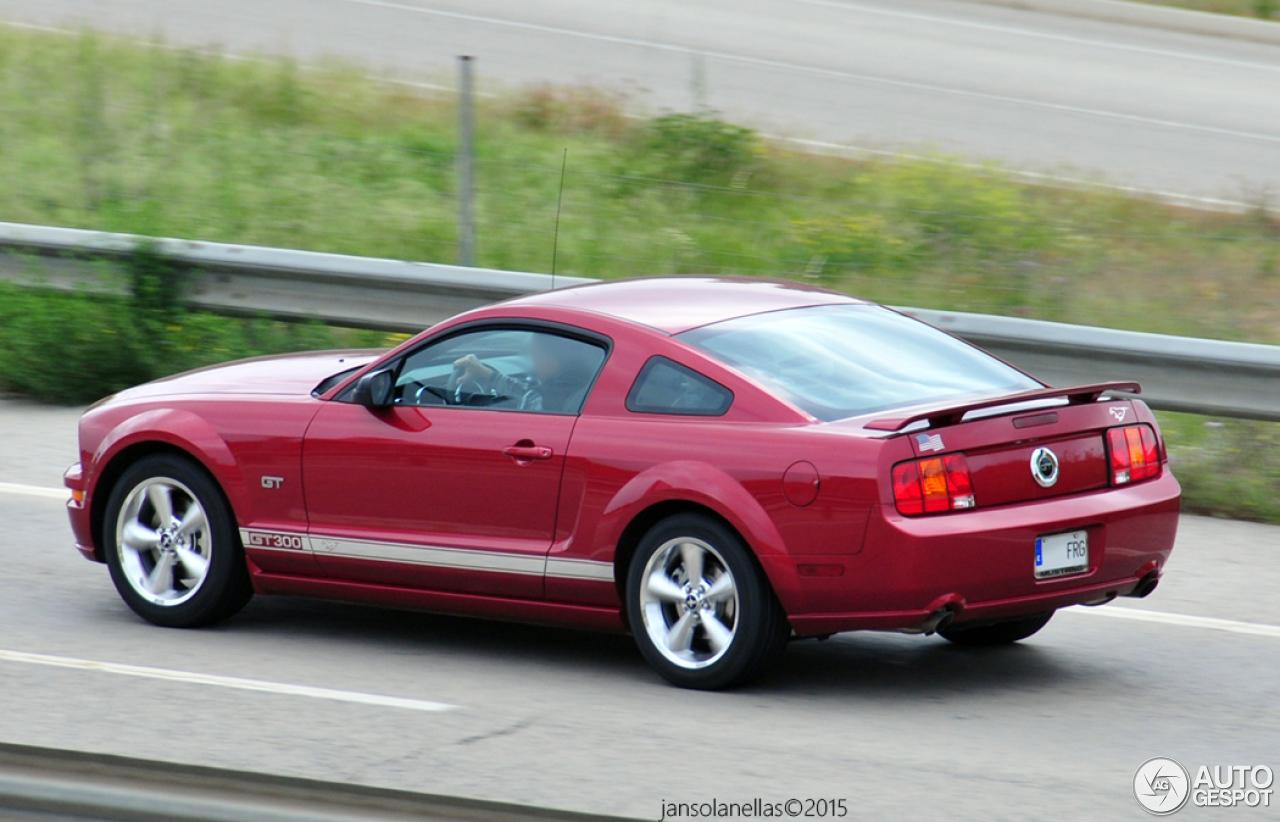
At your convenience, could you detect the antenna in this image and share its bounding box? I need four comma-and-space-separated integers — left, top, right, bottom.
551, 148, 568, 289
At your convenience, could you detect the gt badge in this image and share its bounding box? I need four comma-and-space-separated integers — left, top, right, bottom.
1030, 447, 1059, 488
261, 476, 284, 489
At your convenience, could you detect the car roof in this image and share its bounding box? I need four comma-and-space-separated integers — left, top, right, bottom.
502, 276, 868, 335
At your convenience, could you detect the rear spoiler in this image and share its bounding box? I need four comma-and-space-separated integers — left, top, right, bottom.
864, 382, 1141, 433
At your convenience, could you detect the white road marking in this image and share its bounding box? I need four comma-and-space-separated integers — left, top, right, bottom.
793, 0, 1280, 74
0, 482, 68, 501
340, 0, 1280, 146
0, 649, 458, 712
0, 19, 66, 34
1066, 605, 1280, 638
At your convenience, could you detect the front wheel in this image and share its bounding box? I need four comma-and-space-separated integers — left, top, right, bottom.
626, 513, 789, 690
938, 611, 1054, 646
103, 454, 252, 628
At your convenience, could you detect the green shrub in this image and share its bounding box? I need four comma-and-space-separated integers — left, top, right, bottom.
0, 283, 153, 403
0, 246, 384, 405
636, 114, 761, 184
791, 214, 903, 279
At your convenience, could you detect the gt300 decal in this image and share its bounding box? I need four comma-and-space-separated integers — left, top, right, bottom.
237, 528, 615, 581
241, 530, 306, 551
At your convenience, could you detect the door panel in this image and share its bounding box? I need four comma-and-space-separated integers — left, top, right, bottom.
302, 403, 574, 597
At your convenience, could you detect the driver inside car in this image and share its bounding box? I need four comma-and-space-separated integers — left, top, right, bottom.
451, 333, 592, 414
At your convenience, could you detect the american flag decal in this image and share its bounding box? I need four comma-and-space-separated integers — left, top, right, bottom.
916, 432, 945, 452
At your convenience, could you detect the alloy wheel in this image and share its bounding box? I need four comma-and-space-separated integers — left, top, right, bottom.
638, 537, 740, 670
114, 477, 212, 607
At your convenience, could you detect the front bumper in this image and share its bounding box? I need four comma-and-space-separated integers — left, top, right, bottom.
64, 462, 101, 563
785, 471, 1181, 636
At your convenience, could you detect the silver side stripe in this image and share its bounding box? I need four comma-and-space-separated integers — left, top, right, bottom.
240, 528, 613, 582
545, 557, 616, 582
311, 535, 545, 577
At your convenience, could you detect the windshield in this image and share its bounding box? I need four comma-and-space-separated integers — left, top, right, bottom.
681, 304, 1040, 421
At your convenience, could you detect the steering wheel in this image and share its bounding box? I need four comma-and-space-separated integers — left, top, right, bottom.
411, 383, 451, 406
448, 364, 488, 406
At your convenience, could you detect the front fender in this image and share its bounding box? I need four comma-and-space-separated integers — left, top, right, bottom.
92, 408, 248, 520
596, 460, 804, 613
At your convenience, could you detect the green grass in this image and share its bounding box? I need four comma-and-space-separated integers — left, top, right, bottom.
1, 27, 1278, 343
1132, 0, 1278, 19
0, 26, 1277, 523
1159, 412, 1280, 523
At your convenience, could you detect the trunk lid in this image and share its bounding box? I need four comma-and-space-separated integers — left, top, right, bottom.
901, 399, 1133, 507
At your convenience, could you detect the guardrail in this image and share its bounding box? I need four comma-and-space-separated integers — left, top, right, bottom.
1, 220, 1277, 421
900, 308, 1280, 422
0, 742, 640, 822
0, 222, 594, 332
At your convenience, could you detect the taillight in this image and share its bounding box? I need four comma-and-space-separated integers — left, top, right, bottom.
893, 453, 975, 516
1108, 424, 1161, 486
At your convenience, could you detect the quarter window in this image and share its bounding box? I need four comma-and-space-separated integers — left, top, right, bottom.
626, 357, 733, 417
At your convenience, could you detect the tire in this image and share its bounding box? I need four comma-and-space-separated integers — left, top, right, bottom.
625, 513, 789, 690
103, 454, 252, 628
938, 611, 1054, 647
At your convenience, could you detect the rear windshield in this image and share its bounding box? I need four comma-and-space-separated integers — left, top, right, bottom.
680, 304, 1040, 421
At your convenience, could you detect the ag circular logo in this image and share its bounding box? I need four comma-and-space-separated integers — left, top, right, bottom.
1135, 757, 1191, 815
1030, 447, 1060, 488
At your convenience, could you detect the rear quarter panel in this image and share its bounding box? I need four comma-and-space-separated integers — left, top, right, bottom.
546, 328, 884, 614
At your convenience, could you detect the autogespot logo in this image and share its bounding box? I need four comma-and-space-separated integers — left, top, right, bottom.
1135, 757, 1191, 815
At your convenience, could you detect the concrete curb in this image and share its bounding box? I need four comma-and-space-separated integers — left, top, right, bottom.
969, 0, 1280, 45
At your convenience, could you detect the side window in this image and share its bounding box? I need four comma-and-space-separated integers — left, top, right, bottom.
392, 328, 606, 415
626, 357, 733, 417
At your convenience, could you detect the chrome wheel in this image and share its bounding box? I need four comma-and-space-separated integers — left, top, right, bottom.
114, 477, 212, 607
639, 537, 740, 670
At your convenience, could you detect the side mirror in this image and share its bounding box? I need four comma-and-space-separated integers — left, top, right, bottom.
351, 368, 395, 409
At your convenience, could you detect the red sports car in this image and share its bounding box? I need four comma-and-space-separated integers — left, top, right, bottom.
65, 278, 1180, 689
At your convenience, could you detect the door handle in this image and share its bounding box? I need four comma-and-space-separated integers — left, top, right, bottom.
502, 443, 553, 462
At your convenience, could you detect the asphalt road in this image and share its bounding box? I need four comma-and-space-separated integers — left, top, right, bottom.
1, 397, 1277, 820
2, 0, 1279, 205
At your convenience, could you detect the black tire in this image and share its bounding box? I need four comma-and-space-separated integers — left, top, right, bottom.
625, 513, 789, 690
938, 611, 1054, 647
103, 454, 252, 628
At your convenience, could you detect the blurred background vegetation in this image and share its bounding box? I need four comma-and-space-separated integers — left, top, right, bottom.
0, 27, 1276, 521
1135, 0, 1277, 19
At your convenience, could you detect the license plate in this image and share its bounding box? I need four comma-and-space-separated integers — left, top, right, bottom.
1035, 530, 1089, 579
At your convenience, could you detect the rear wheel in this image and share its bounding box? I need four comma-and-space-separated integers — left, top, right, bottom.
103, 454, 252, 628
626, 513, 789, 690
938, 611, 1054, 646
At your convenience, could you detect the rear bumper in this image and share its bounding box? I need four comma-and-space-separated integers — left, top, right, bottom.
785, 471, 1180, 636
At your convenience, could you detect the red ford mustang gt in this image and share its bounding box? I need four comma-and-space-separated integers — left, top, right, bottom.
65, 278, 1180, 689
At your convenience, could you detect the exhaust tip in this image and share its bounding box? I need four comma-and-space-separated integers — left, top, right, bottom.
1126, 572, 1160, 599
903, 605, 956, 635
